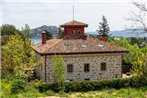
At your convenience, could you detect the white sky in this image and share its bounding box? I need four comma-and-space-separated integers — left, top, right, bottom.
1, 0, 146, 32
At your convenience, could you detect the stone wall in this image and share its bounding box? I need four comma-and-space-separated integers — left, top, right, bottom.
35, 53, 123, 82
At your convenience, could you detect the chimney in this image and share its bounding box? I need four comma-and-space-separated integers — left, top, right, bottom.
42, 31, 46, 44
101, 35, 107, 42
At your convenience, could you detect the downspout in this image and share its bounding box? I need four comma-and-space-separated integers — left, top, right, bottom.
121, 54, 123, 78
44, 55, 47, 82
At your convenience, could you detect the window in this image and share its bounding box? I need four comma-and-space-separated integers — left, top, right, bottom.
84, 78, 90, 80
101, 63, 106, 71
66, 79, 73, 82
71, 30, 75, 35
65, 44, 71, 49
81, 44, 87, 48
77, 30, 81, 35
84, 63, 90, 72
67, 64, 73, 73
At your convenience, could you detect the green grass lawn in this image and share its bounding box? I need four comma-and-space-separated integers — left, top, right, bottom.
64, 87, 147, 98
6, 86, 147, 98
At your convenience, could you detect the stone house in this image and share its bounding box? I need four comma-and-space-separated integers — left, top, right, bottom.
32, 20, 128, 82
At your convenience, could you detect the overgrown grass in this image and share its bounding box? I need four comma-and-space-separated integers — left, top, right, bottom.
64, 87, 147, 98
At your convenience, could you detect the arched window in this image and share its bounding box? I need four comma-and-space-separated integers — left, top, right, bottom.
71, 30, 75, 35
77, 30, 81, 35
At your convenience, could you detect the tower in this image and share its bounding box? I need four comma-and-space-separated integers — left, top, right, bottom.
60, 5, 88, 39
60, 20, 88, 39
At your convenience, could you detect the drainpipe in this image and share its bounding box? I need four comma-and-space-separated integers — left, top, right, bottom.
121, 55, 123, 78
44, 55, 47, 82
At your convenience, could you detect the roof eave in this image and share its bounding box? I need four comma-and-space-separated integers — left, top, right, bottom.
60, 25, 88, 27
36, 50, 129, 56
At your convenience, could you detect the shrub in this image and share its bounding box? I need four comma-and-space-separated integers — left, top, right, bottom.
64, 76, 147, 92
1, 79, 12, 98
11, 79, 26, 94
33, 76, 147, 93
32, 79, 44, 88
44, 90, 56, 96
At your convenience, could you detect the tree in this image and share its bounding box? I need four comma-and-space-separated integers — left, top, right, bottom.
142, 56, 147, 77
52, 55, 65, 91
57, 27, 65, 38
97, 16, 110, 36
109, 37, 147, 76
1, 34, 41, 78
1, 24, 17, 36
126, 2, 147, 34
21, 24, 30, 40
1, 24, 20, 45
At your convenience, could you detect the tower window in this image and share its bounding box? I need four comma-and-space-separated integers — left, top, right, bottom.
77, 30, 81, 35
71, 30, 75, 35
84, 63, 90, 72
101, 63, 106, 71
67, 64, 73, 73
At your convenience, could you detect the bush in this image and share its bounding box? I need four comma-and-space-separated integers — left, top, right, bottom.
44, 90, 56, 96
64, 76, 147, 92
1, 79, 12, 98
31, 79, 50, 92
11, 79, 26, 94
33, 76, 147, 93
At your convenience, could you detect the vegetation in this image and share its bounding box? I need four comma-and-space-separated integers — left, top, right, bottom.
51, 76, 147, 93
1, 24, 20, 45
21, 24, 30, 40
126, 2, 147, 33
1, 24, 42, 78
43, 30, 53, 40
57, 27, 65, 38
1, 76, 147, 98
109, 37, 147, 76
1, 34, 41, 78
97, 16, 110, 36
52, 55, 66, 92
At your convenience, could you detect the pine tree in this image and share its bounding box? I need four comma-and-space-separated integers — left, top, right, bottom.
98, 16, 110, 36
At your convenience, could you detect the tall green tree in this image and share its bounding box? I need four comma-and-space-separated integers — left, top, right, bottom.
21, 24, 30, 40
97, 16, 110, 36
52, 55, 65, 91
1, 34, 41, 78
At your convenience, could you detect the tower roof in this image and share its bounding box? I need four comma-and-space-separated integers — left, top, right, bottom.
60, 20, 88, 27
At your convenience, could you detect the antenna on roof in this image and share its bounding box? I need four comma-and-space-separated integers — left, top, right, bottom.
73, 4, 74, 21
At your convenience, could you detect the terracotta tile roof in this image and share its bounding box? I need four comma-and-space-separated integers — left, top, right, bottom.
32, 36, 128, 55
60, 20, 88, 27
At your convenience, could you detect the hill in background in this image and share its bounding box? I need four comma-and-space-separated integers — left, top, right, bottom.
30, 25, 59, 38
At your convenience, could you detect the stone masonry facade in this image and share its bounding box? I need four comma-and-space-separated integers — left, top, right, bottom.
35, 53, 123, 82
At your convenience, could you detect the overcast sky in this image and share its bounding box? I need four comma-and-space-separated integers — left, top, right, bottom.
1, 0, 146, 32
